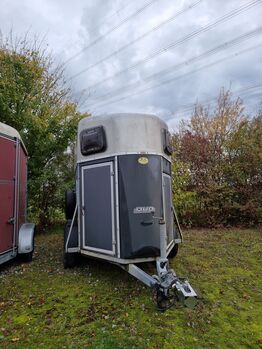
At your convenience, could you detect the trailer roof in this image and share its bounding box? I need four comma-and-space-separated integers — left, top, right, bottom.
77, 113, 170, 162
0, 122, 28, 154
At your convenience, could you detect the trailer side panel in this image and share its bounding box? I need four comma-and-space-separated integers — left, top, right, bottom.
0, 136, 16, 253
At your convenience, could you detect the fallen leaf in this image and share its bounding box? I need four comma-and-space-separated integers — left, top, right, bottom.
11, 337, 20, 342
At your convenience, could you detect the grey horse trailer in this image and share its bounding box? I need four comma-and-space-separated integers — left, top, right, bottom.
64, 113, 197, 310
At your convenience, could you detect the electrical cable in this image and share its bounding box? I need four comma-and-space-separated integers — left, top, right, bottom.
87, 1, 135, 37
71, 0, 202, 78
64, 0, 159, 65
86, 26, 262, 102
75, 0, 262, 89
169, 83, 262, 119
59, 1, 135, 56
91, 43, 262, 110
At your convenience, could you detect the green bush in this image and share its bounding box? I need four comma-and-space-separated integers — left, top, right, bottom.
172, 90, 262, 227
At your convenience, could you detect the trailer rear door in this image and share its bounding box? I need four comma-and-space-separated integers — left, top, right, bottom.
0, 136, 16, 253
81, 162, 115, 255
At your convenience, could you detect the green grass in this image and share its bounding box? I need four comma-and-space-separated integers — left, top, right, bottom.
0, 228, 261, 348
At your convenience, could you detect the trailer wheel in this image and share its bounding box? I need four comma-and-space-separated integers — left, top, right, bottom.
168, 244, 179, 258
65, 189, 76, 220
21, 250, 33, 263
64, 252, 77, 268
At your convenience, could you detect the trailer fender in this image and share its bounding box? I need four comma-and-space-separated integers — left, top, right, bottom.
18, 223, 35, 254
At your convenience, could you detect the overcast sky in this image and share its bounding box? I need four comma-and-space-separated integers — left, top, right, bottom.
1, 0, 262, 129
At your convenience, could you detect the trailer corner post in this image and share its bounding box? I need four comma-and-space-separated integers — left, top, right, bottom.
12, 138, 20, 256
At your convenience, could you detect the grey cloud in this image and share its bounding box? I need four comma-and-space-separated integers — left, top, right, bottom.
0, 0, 261, 130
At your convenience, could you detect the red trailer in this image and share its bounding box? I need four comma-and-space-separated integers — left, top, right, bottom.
0, 122, 35, 265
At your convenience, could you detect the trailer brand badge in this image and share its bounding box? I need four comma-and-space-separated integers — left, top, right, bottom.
133, 206, 155, 214
138, 157, 148, 165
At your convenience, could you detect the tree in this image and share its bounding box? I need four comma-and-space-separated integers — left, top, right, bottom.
224, 113, 262, 224
171, 134, 198, 227
0, 34, 88, 229
172, 89, 262, 226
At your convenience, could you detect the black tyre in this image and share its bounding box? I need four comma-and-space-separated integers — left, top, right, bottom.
168, 244, 179, 258
64, 219, 77, 268
20, 250, 33, 262
64, 252, 77, 268
20, 236, 34, 263
65, 189, 76, 220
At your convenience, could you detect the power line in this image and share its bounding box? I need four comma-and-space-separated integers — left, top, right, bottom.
76, 0, 262, 89
87, 1, 135, 37
93, 44, 262, 110
86, 26, 262, 102
60, 1, 135, 56
169, 83, 262, 118
168, 92, 262, 121
64, 0, 159, 65
71, 0, 202, 78
73, 27, 262, 101
91, 90, 262, 119
91, 43, 262, 110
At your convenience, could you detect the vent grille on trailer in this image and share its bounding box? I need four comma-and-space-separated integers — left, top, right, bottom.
80, 126, 107, 155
